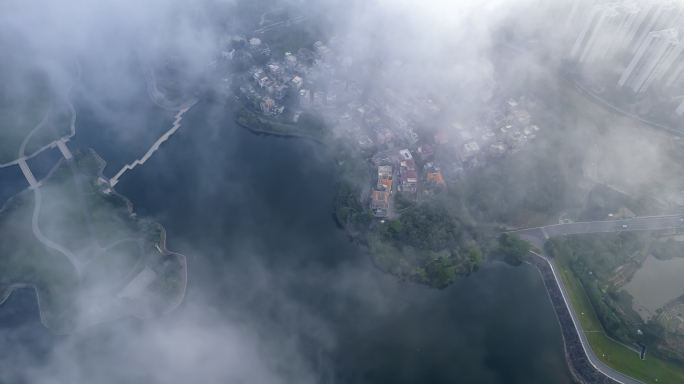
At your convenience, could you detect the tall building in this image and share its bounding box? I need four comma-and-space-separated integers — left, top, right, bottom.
299, 89, 311, 109
622, 0, 657, 48
572, 2, 641, 63
675, 99, 684, 115
631, 1, 682, 54
572, 4, 618, 60
566, 0, 597, 28
605, 1, 643, 59
665, 60, 684, 87
656, 38, 684, 83
618, 28, 680, 92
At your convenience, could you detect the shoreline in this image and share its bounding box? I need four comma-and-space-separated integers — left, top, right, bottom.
526, 252, 644, 384
0, 149, 188, 335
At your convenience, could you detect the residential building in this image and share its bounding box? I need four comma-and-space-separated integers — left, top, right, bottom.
249, 38, 261, 47
291, 76, 303, 89
372, 152, 391, 166
667, 61, 684, 87
359, 135, 374, 148
257, 44, 271, 56
676, 99, 684, 115
409, 131, 419, 144
498, 125, 513, 141
274, 85, 288, 100
299, 89, 311, 108
630, 2, 682, 54
618, 28, 679, 92
506, 130, 528, 153
313, 92, 324, 109
571, 4, 619, 61
273, 104, 285, 115
460, 141, 480, 162
260, 97, 275, 115
376, 128, 394, 145
268, 63, 284, 78
426, 172, 444, 186
417, 143, 435, 159
450, 160, 464, 176
434, 132, 449, 145
298, 48, 313, 61
511, 109, 531, 127
604, 1, 642, 60
251, 68, 265, 81
378, 165, 393, 181
400, 171, 418, 193
284, 52, 298, 68
258, 76, 272, 89
314, 92, 323, 108
399, 149, 413, 161
371, 190, 390, 216
523, 125, 539, 139
503, 98, 519, 112
473, 153, 487, 168
378, 179, 392, 192
239, 84, 256, 97
401, 158, 416, 172
326, 93, 337, 108
490, 142, 507, 157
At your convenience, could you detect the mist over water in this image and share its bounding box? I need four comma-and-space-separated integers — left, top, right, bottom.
0, 53, 573, 382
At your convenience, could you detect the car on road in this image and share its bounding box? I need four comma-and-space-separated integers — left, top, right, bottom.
622, 225, 627, 228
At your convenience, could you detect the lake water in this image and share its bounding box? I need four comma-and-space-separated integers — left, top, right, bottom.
0, 54, 574, 383
622, 254, 684, 314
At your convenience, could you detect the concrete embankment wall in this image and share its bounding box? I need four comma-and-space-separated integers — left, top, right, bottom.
526, 253, 620, 384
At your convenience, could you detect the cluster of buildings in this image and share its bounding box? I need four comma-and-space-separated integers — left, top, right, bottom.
233, 36, 356, 116
225, 32, 542, 217
568, 1, 684, 115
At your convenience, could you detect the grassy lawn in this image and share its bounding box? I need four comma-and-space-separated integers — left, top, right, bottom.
585, 332, 684, 384
555, 253, 603, 332
554, 254, 684, 383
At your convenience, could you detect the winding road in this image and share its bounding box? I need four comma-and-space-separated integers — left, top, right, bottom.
511, 215, 684, 384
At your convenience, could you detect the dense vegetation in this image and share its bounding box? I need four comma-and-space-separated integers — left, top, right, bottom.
463, 152, 569, 224
546, 232, 684, 365
332, 157, 534, 288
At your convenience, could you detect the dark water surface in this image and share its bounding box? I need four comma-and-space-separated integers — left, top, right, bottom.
0, 61, 573, 383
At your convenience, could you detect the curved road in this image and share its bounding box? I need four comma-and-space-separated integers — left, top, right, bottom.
32, 188, 84, 275
511, 215, 684, 384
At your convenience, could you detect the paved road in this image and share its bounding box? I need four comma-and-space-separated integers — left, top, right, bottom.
31, 188, 84, 275
510, 216, 684, 384
529, 250, 643, 384
514, 214, 684, 243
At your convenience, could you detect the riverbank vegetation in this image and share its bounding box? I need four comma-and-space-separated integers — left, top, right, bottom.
0, 150, 186, 333
332, 156, 535, 288
552, 245, 684, 383
548, 232, 684, 381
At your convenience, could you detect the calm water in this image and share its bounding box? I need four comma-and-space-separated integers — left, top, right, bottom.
0, 55, 573, 383
622, 254, 684, 313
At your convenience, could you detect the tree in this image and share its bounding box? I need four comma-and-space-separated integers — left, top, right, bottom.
390, 220, 403, 233
467, 248, 483, 270
498, 233, 531, 265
